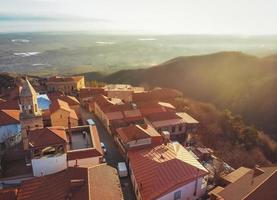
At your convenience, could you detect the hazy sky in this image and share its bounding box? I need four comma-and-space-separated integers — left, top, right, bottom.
0, 0, 277, 34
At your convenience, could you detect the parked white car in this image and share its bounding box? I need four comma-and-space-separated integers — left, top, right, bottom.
117, 162, 128, 178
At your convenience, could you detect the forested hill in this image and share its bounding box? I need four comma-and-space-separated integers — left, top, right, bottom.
83, 51, 277, 139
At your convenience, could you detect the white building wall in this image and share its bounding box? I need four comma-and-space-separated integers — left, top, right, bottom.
31, 154, 67, 177
157, 176, 207, 200
67, 156, 101, 167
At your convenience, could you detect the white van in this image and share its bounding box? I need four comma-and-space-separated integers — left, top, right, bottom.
117, 162, 128, 178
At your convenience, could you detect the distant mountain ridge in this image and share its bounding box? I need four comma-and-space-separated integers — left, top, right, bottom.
83, 51, 277, 139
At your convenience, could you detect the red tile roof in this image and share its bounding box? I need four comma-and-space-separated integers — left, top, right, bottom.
17, 170, 70, 200
49, 94, 80, 106
79, 87, 105, 99
214, 167, 277, 200
17, 164, 123, 200
145, 112, 195, 128
145, 111, 181, 122
28, 127, 67, 148
50, 99, 78, 120
0, 109, 20, 126
128, 142, 208, 200
67, 148, 102, 160
116, 124, 162, 144
89, 164, 123, 200
0, 188, 18, 200
0, 99, 20, 110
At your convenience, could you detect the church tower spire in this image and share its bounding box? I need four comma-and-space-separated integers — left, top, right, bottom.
20, 77, 43, 150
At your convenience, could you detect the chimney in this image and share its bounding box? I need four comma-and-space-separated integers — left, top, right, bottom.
68, 117, 72, 144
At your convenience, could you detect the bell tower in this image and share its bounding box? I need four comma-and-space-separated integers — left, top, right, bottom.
20, 77, 43, 150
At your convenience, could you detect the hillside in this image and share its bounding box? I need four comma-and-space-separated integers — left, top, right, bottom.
170, 97, 277, 167
84, 51, 277, 139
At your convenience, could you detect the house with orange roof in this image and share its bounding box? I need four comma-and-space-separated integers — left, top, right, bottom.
115, 124, 163, 154
66, 125, 104, 167
28, 127, 68, 177
0, 164, 123, 200
78, 87, 105, 105
94, 95, 178, 134
209, 166, 277, 200
50, 99, 78, 128
46, 75, 85, 95
0, 109, 21, 148
128, 142, 209, 200
49, 93, 81, 117
103, 84, 144, 103
26, 123, 104, 177
145, 111, 199, 142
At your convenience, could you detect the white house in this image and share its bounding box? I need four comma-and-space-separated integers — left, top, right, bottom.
128, 142, 209, 200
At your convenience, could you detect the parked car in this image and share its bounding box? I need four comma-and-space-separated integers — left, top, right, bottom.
117, 162, 128, 178
101, 142, 107, 154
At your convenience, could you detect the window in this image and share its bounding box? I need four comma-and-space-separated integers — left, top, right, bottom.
174, 190, 181, 200
60, 114, 62, 119
179, 125, 182, 131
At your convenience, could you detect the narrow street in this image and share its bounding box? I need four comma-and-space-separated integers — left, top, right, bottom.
80, 108, 136, 200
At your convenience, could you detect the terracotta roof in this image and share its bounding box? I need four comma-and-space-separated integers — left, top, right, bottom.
17, 164, 122, 200
146, 112, 199, 128
158, 102, 176, 109
79, 87, 105, 99
50, 99, 78, 120
176, 112, 199, 124
215, 167, 277, 200
106, 111, 124, 120
0, 109, 20, 126
128, 142, 208, 200
221, 167, 252, 184
123, 109, 142, 118
67, 148, 102, 160
20, 79, 37, 97
28, 127, 67, 148
116, 124, 161, 144
0, 99, 20, 110
17, 170, 70, 200
89, 164, 123, 200
146, 111, 181, 122
0, 188, 18, 200
50, 95, 80, 106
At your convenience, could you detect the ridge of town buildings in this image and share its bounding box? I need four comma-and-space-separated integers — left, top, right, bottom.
0, 75, 275, 200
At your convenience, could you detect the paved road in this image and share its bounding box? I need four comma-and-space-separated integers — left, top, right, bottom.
80, 108, 136, 200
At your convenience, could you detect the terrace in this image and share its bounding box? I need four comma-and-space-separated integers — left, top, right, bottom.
66, 125, 103, 164
66, 125, 93, 151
